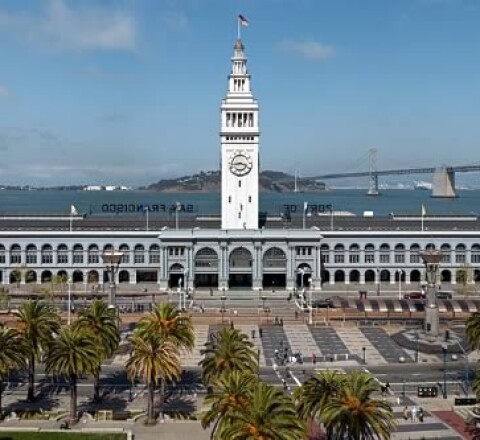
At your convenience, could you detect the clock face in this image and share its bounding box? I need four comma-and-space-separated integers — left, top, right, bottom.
229, 152, 253, 176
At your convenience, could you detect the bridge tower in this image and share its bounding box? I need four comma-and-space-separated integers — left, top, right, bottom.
432, 167, 456, 198
367, 148, 380, 196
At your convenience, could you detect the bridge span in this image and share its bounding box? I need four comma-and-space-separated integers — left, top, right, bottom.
305, 164, 480, 198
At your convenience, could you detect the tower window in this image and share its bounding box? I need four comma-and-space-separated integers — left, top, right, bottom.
238, 180, 241, 188
228, 196, 231, 203
248, 196, 252, 203
240, 204, 243, 211
238, 212, 241, 219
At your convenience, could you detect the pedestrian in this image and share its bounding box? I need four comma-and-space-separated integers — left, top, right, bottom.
411, 406, 417, 423
295, 310, 299, 320
403, 406, 409, 421
312, 353, 316, 365
280, 318, 284, 327
418, 407, 424, 423
251, 329, 256, 339
210, 287, 213, 297
275, 316, 279, 325
259, 328, 263, 338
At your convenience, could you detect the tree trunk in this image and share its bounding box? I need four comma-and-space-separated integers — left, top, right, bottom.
27, 353, 35, 402
146, 380, 156, 425
0, 380, 3, 421
93, 368, 101, 403
69, 374, 77, 424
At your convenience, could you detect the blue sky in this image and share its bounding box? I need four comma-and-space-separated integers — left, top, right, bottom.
0, 0, 480, 186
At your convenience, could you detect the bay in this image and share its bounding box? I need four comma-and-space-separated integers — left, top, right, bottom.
0, 189, 479, 217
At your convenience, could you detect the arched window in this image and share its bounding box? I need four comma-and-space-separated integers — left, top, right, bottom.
410, 244, 420, 264
394, 244, 405, 264
229, 247, 252, 269
41, 245, 53, 264
455, 244, 466, 264
349, 269, 360, 283
440, 244, 451, 263
263, 247, 287, 268
195, 248, 218, 268
88, 245, 99, 264
379, 244, 390, 264
472, 244, 480, 264
26, 244, 37, 264
149, 244, 160, 264
349, 244, 360, 264
364, 244, 375, 263
119, 244, 130, 264
134, 244, 145, 264
425, 243, 436, 251
0, 245, 5, 264
334, 270, 345, 283
10, 244, 21, 264
410, 269, 421, 282
365, 269, 375, 283
73, 244, 83, 264
320, 244, 330, 264
334, 244, 344, 264
57, 244, 68, 264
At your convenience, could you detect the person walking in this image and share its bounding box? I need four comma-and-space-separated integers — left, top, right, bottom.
411, 406, 417, 423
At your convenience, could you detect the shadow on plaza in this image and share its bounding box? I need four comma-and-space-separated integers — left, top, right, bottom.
4, 394, 60, 416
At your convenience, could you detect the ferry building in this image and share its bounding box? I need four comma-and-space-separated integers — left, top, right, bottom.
1, 36, 480, 292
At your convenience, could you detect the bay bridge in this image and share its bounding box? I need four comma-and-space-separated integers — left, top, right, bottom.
304, 150, 480, 198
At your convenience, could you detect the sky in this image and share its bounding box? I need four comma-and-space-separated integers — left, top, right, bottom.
1, 0, 480, 186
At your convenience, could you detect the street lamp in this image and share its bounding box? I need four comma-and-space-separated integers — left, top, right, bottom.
298, 268, 305, 308
101, 248, 123, 307
362, 346, 366, 365
397, 269, 403, 300
67, 278, 72, 325
221, 295, 227, 323
183, 269, 189, 310
308, 277, 313, 325
376, 268, 380, 297
420, 250, 443, 337
442, 343, 448, 399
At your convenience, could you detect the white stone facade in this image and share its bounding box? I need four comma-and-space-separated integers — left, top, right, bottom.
221, 39, 259, 230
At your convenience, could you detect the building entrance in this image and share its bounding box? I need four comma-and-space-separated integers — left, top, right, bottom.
229, 273, 253, 289
262, 274, 286, 289
195, 273, 218, 288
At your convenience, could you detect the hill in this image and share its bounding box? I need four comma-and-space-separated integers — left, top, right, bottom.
143, 170, 326, 192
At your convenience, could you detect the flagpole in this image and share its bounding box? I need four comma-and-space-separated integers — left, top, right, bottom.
421, 213, 424, 232
69, 214, 72, 232
237, 16, 241, 40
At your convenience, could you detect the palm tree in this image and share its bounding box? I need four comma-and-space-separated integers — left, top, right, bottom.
137, 303, 194, 406
74, 299, 120, 402
295, 369, 345, 438
322, 370, 396, 440
45, 326, 98, 424
202, 370, 257, 439
137, 302, 194, 350
125, 332, 180, 425
16, 300, 61, 401
199, 327, 257, 385
217, 381, 305, 440
466, 313, 480, 350
0, 328, 27, 418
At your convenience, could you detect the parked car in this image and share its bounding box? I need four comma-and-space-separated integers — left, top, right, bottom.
404, 291, 426, 300
436, 291, 454, 300
312, 298, 335, 308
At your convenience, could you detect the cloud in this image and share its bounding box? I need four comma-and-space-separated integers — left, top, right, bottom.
277, 39, 335, 61
0, 85, 9, 100
0, 0, 136, 52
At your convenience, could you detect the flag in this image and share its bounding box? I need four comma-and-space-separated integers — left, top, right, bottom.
238, 14, 249, 27
70, 204, 78, 216
421, 204, 426, 217
303, 202, 308, 213
143, 205, 150, 213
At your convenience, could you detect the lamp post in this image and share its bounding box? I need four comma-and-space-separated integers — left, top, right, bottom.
308, 277, 313, 325
442, 343, 448, 399
183, 268, 189, 310
376, 268, 380, 297
362, 346, 366, 365
298, 268, 305, 308
101, 248, 123, 307
261, 295, 267, 311
420, 250, 443, 337
67, 278, 72, 325
221, 295, 227, 323
397, 269, 403, 300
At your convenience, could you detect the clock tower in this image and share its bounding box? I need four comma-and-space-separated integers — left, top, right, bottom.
221, 38, 259, 229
